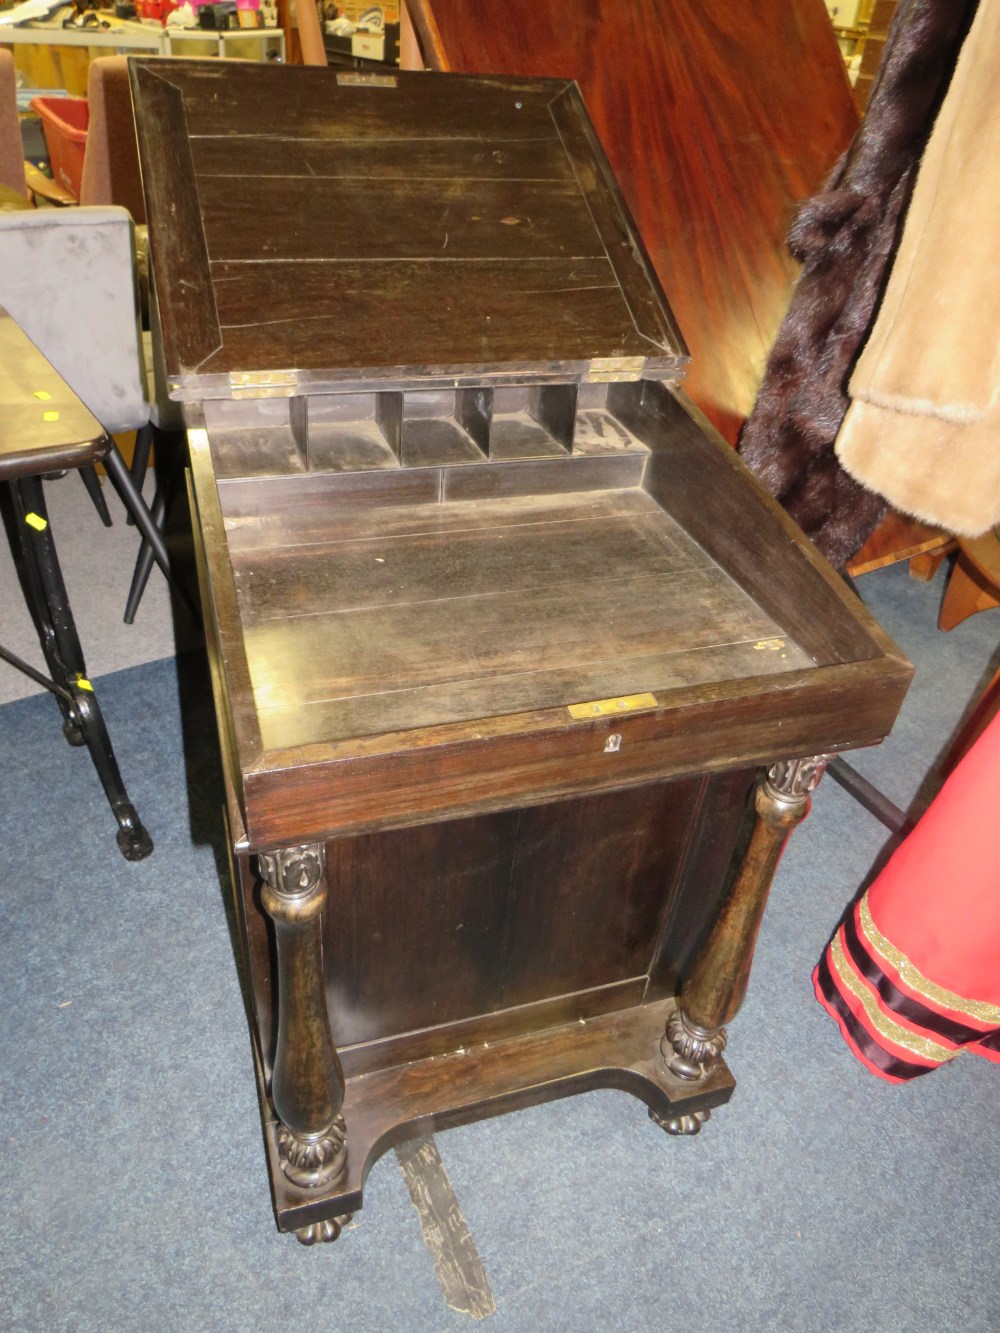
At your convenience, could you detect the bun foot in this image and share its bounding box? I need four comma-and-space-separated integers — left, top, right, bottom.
649, 1107, 710, 1136
293, 1213, 354, 1246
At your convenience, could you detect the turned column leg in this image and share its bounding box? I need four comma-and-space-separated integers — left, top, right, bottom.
662, 755, 828, 1086
258, 844, 348, 1209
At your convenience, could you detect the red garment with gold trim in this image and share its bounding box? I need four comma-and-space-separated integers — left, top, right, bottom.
814, 709, 1000, 1081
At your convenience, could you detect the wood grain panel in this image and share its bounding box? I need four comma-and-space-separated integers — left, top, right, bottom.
242, 659, 910, 846
322, 780, 703, 1048
190, 133, 579, 183
647, 766, 757, 996
232, 511, 701, 620
131, 59, 688, 387
255, 639, 812, 751
501, 780, 705, 1005
222, 485, 665, 552
620, 381, 898, 666
412, 0, 858, 440
128, 64, 221, 376
323, 812, 520, 1047
177, 62, 564, 142
203, 257, 649, 375
240, 567, 781, 711
198, 175, 604, 263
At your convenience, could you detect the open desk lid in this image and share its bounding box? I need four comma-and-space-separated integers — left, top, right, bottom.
129, 60, 688, 401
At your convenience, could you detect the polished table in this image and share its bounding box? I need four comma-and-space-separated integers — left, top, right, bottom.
0, 303, 153, 858
403, 0, 859, 445
130, 58, 911, 1246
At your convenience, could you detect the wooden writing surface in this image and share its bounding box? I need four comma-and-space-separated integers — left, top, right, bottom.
129, 59, 687, 397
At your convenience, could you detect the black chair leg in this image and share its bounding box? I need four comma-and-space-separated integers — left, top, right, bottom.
124, 480, 166, 626
4, 475, 153, 860
125, 422, 154, 526
78, 464, 113, 528
102, 442, 199, 624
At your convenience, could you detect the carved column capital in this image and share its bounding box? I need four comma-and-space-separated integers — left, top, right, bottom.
259, 844, 327, 925
259, 843, 325, 896
758, 755, 828, 822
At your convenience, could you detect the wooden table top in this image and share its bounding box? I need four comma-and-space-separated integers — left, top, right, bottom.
0, 304, 109, 481
129, 59, 687, 400
408, 0, 859, 443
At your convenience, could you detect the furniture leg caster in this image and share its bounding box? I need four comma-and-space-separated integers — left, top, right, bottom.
649, 1106, 710, 1136
293, 1213, 353, 1246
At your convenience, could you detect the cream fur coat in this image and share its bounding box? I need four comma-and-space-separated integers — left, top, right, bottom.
836, 0, 1000, 537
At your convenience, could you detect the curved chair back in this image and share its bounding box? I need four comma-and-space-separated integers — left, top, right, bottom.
0, 50, 28, 198
79, 56, 147, 224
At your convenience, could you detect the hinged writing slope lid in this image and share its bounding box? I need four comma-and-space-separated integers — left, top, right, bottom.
129, 59, 687, 400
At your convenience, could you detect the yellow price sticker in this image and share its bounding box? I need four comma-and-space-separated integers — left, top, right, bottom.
25, 512, 47, 531
34, 390, 52, 401
42, 410, 60, 422
76, 676, 94, 692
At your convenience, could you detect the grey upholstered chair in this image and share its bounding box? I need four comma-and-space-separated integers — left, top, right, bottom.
0, 205, 189, 617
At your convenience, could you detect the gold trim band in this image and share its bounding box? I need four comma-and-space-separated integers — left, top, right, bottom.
829, 933, 956, 1064
859, 896, 1000, 1026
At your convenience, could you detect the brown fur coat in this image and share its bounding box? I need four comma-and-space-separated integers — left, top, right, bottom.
738, 0, 977, 568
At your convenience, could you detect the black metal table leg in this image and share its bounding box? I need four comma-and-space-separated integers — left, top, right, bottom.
2, 480, 84, 746
3, 475, 153, 861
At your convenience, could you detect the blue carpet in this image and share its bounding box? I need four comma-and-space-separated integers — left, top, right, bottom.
1, 563, 997, 1331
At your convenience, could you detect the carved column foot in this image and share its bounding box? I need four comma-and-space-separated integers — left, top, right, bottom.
661, 1008, 728, 1081
649, 1107, 710, 1136
293, 1212, 354, 1246
277, 1114, 348, 1190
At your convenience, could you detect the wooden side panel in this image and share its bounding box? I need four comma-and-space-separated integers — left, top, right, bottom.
501, 781, 704, 1006
322, 811, 521, 1048
243, 774, 741, 1076
309, 779, 706, 1062
129, 64, 221, 376
615, 381, 904, 667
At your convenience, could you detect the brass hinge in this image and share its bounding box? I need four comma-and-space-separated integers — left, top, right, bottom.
586, 356, 646, 383
567, 692, 657, 719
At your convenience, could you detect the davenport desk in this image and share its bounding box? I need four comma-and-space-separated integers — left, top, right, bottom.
130, 59, 911, 1245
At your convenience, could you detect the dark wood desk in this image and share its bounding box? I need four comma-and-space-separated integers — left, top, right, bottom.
404, 0, 859, 444
0, 303, 153, 858
131, 59, 910, 1246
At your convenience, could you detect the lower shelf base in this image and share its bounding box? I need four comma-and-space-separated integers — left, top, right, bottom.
252, 998, 735, 1238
